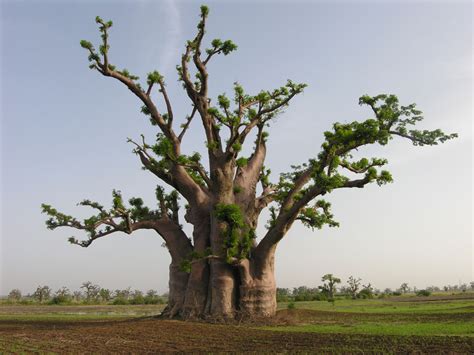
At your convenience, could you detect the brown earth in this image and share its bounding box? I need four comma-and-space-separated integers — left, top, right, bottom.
1, 313, 473, 353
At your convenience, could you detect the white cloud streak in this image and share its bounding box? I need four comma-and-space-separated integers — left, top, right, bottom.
158, 0, 182, 75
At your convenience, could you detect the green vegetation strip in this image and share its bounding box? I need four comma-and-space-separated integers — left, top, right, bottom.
278, 299, 474, 314
262, 322, 474, 337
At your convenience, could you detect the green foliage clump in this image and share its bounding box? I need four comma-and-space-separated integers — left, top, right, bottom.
297, 200, 339, 230
147, 70, 163, 85
416, 289, 432, 297
215, 204, 255, 263
233, 186, 243, 194
236, 157, 248, 168
49, 295, 72, 305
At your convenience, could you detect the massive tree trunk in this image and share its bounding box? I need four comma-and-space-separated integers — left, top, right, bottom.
160, 249, 277, 320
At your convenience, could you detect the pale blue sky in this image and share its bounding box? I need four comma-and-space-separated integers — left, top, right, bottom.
1, 0, 472, 294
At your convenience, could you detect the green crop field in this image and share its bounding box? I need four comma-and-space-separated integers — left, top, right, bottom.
0, 294, 473, 352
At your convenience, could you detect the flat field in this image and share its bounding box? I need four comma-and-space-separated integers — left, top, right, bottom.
0, 293, 472, 353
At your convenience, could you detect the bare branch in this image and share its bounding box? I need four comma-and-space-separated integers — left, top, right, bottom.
158, 79, 174, 127
178, 106, 197, 142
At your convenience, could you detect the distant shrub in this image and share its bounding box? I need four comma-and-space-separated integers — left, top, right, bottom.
416, 289, 431, 297
130, 295, 145, 305
287, 301, 295, 310
358, 289, 374, 299
8, 289, 22, 302
276, 288, 291, 302
392, 291, 402, 296
314, 293, 328, 301
49, 295, 71, 305
112, 297, 129, 305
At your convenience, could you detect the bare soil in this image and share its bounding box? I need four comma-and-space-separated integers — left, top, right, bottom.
1, 311, 473, 353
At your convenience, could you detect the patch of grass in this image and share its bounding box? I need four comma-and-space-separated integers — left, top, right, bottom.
263, 322, 474, 337
277, 298, 474, 314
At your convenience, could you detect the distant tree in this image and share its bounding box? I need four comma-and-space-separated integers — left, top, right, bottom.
383, 288, 393, 295
55, 287, 70, 298
8, 289, 22, 301
347, 276, 362, 299
292, 286, 320, 301
319, 274, 341, 299
399, 283, 409, 294
146, 289, 158, 298
130, 290, 145, 304
460, 283, 468, 292
33, 286, 51, 303
276, 288, 291, 302
73, 291, 83, 302
81, 281, 100, 302
99, 288, 112, 302
51, 287, 71, 304
426, 285, 440, 293
40, 5, 457, 320
144, 289, 163, 304
470, 282, 474, 291
114, 287, 132, 300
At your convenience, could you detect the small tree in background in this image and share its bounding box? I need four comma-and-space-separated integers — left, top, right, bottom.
146, 289, 158, 298
51, 287, 71, 304
276, 288, 291, 302
73, 291, 83, 302
55, 287, 70, 297
144, 289, 163, 304
399, 283, 409, 294
114, 288, 132, 300
8, 289, 22, 302
319, 274, 341, 299
347, 276, 362, 299
358, 283, 374, 299
81, 281, 100, 302
130, 290, 145, 304
33, 286, 51, 303
99, 288, 112, 302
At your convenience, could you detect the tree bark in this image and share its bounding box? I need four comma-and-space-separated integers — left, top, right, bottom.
161, 261, 189, 318
162, 241, 277, 320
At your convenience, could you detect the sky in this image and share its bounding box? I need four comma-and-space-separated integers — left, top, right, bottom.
1, 0, 472, 295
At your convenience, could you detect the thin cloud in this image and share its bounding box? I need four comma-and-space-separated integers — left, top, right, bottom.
158, 0, 182, 76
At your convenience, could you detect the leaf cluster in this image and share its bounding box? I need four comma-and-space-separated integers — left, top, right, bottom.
215, 204, 256, 262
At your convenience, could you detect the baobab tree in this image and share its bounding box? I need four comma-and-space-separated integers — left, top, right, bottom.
319, 274, 341, 299
347, 276, 362, 299
399, 283, 410, 294
33, 285, 51, 303
41, 6, 456, 320
80, 281, 100, 302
